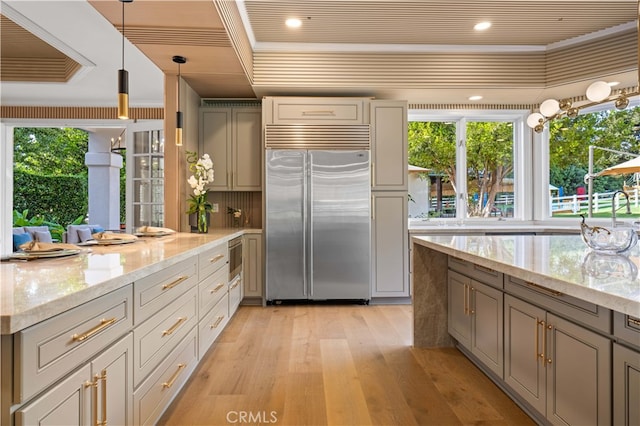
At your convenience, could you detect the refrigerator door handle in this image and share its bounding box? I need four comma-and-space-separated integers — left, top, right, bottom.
308, 153, 314, 297
302, 154, 308, 297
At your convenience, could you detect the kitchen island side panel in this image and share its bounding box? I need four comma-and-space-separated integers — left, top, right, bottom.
412, 242, 454, 348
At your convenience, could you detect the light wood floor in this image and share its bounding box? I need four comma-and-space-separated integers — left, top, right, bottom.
159, 304, 535, 426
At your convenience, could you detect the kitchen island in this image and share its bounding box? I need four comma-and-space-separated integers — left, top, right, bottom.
0, 230, 259, 425
412, 234, 640, 425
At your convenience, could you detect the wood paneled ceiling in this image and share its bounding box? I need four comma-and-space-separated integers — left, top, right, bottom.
2, 0, 638, 105
0, 15, 81, 82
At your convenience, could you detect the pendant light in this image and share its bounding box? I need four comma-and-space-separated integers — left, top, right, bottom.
117, 0, 133, 120
173, 55, 187, 146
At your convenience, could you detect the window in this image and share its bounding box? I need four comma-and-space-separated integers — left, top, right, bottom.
408, 110, 529, 222
547, 103, 640, 220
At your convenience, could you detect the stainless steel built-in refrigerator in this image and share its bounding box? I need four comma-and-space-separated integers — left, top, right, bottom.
265, 149, 371, 302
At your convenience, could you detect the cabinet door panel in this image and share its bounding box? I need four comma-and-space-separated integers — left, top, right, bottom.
15, 365, 90, 426
91, 334, 133, 426
546, 313, 611, 426
233, 108, 262, 190
201, 109, 231, 190
471, 281, 503, 377
614, 342, 640, 426
504, 295, 546, 414
370, 100, 407, 191
243, 233, 263, 298
371, 192, 408, 297
447, 270, 471, 347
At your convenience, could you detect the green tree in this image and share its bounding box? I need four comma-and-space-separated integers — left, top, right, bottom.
466, 122, 513, 216
13, 128, 88, 175
549, 107, 640, 189
408, 121, 513, 217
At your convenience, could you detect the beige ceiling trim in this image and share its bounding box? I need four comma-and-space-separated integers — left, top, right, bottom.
253, 52, 547, 87
117, 25, 231, 47
0, 106, 163, 120
409, 103, 534, 110
546, 30, 637, 86
1, 58, 81, 83
1, 4, 95, 83
214, 0, 254, 82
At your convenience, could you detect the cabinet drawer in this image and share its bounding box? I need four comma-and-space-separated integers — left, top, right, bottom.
133, 287, 197, 386
613, 311, 640, 349
198, 243, 228, 280
15, 363, 91, 425
199, 293, 229, 358
271, 98, 365, 124
505, 275, 611, 333
133, 328, 197, 426
229, 275, 242, 317
448, 256, 503, 289
14, 285, 133, 403
199, 264, 229, 317
134, 257, 197, 325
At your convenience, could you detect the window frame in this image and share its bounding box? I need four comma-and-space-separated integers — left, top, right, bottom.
408, 109, 532, 224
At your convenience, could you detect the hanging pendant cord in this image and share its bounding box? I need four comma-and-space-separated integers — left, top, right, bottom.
121, 0, 125, 69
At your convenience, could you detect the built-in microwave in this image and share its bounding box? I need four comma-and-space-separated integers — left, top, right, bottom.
228, 237, 242, 281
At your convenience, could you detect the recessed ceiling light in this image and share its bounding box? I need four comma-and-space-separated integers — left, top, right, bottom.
469, 95, 483, 101
474, 21, 492, 31
608, 81, 620, 87
286, 18, 302, 28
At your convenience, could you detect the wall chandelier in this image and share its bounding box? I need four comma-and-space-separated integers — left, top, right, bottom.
526, 81, 640, 133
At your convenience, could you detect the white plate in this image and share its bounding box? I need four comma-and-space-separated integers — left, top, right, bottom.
135, 232, 173, 237
11, 249, 81, 260
96, 239, 136, 245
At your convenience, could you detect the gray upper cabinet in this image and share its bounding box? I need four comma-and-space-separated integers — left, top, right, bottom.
200, 107, 262, 191
370, 100, 408, 191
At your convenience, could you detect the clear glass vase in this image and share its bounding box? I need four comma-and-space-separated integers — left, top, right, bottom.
197, 208, 208, 233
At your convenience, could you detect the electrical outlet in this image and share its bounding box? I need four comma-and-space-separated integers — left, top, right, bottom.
212, 203, 219, 213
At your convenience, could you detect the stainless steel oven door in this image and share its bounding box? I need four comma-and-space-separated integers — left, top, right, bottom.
229, 237, 243, 280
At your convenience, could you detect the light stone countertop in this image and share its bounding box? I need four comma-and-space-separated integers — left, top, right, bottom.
412, 234, 640, 317
0, 229, 261, 334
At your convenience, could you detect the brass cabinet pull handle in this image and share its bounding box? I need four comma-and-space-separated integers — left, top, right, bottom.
211, 315, 225, 329
72, 318, 117, 342
474, 264, 497, 275
162, 275, 188, 290
539, 320, 546, 362
162, 363, 186, 389
210, 254, 224, 264
628, 316, 640, 327
469, 287, 475, 315
85, 377, 98, 426
546, 324, 553, 364
536, 319, 544, 361
230, 278, 241, 290
301, 110, 335, 116
210, 283, 225, 293
99, 370, 107, 426
463, 284, 468, 315
162, 317, 186, 336
525, 281, 563, 297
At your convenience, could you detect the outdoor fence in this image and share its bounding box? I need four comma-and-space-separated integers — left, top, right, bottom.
550, 188, 640, 216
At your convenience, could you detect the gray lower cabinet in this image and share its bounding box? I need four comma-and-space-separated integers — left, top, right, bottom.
504, 294, 611, 425
448, 270, 503, 377
15, 333, 133, 426
613, 343, 640, 426
242, 233, 263, 302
